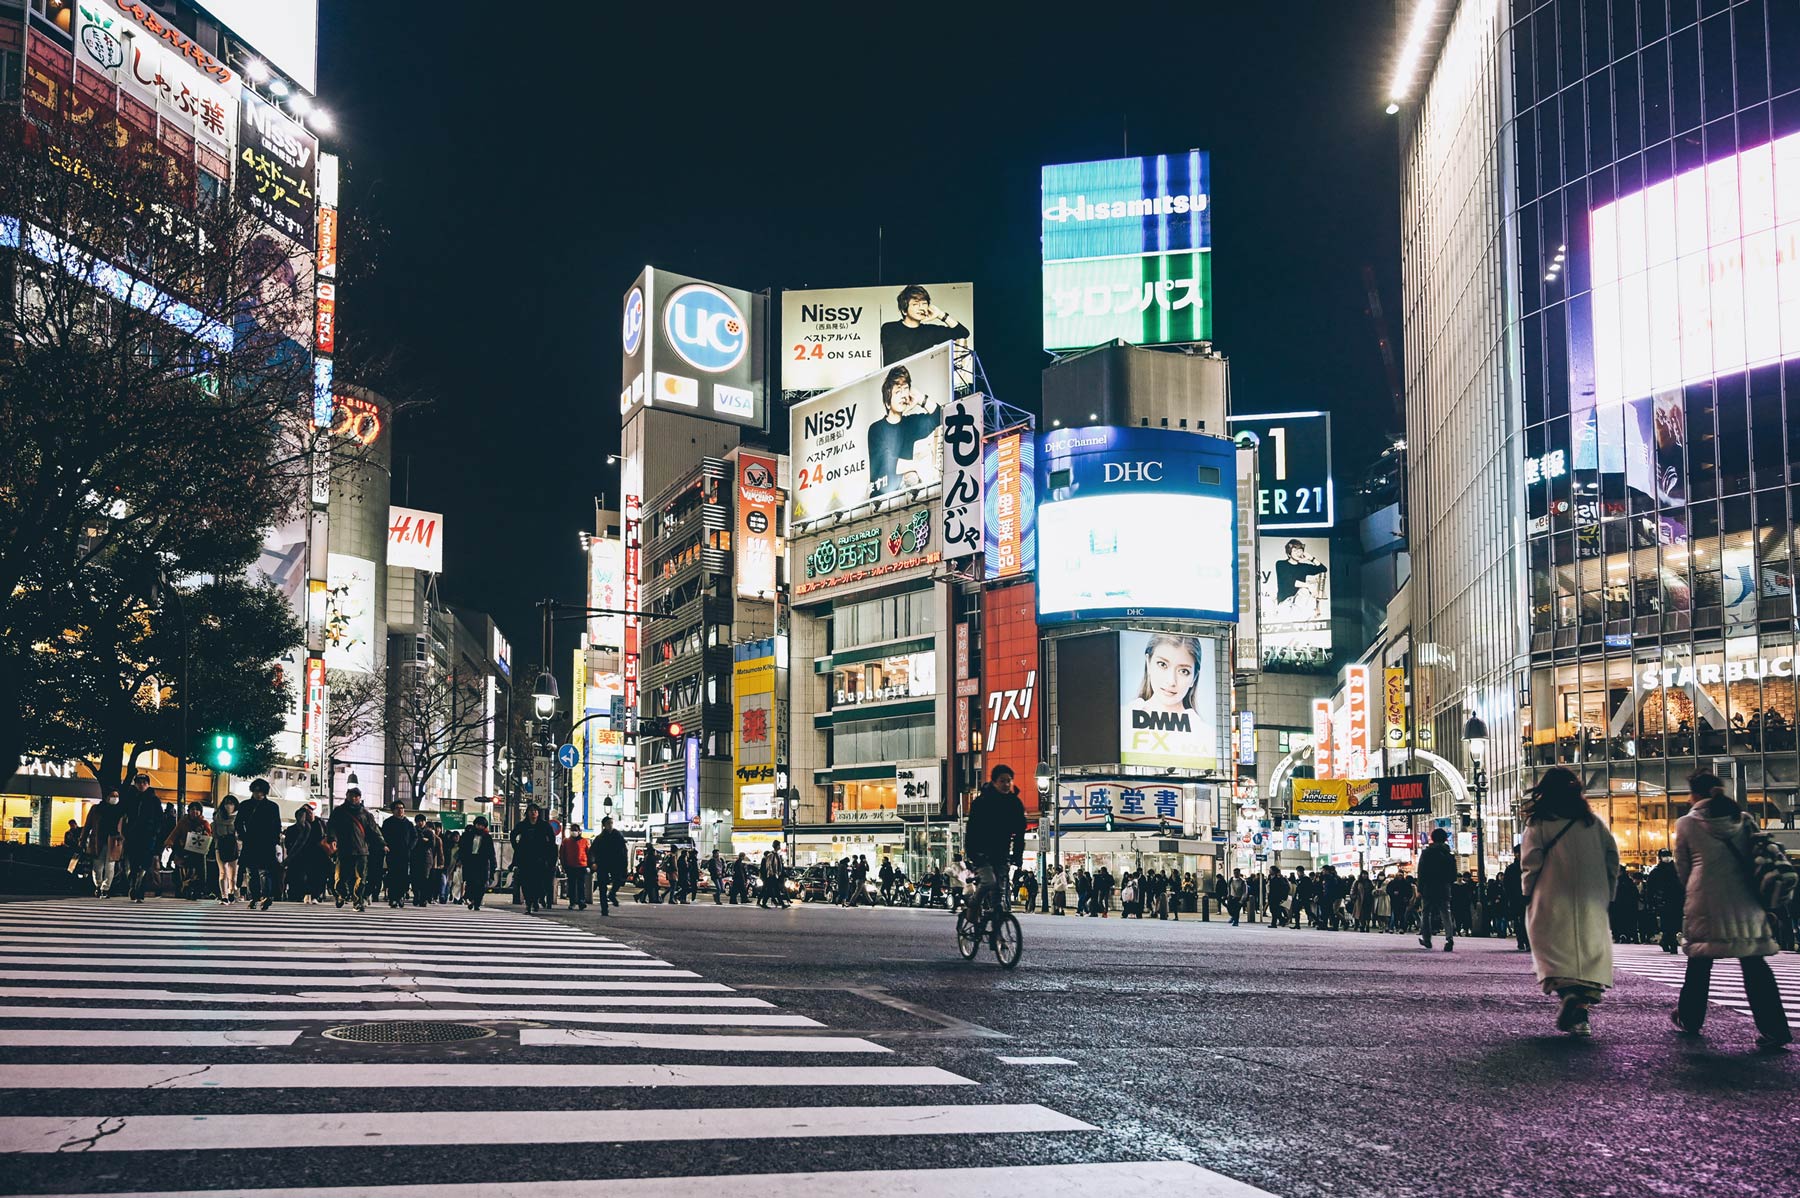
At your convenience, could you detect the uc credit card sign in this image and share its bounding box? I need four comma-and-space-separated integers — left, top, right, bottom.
1040, 153, 1213, 351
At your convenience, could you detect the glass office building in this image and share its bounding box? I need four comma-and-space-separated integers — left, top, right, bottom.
1401, 0, 1800, 865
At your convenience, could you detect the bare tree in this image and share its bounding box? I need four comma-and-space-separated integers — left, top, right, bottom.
324, 669, 386, 768
387, 666, 492, 812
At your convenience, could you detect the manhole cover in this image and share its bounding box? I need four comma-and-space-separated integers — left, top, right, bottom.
322, 1021, 496, 1044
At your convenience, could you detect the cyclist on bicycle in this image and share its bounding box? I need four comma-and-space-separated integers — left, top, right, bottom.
963, 764, 1027, 925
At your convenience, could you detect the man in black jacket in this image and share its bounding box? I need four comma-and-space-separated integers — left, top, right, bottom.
325, 788, 384, 912
964, 765, 1027, 917
511, 805, 558, 914
381, 804, 418, 908
1417, 827, 1457, 951
119, 775, 166, 903
594, 815, 629, 916
237, 779, 284, 909
458, 816, 498, 909
1644, 848, 1684, 953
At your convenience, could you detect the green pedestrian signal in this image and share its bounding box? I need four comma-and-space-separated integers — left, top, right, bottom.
1105, 814, 1116, 833
209, 733, 237, 771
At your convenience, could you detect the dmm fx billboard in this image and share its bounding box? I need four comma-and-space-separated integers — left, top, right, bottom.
1041, 152, 1212, 351
732, 640, 779, 828
621, 267, 767, 429
1036, 427, 1238, 624
1119, 630, 1221, 772
782, 282, 974, 392
1228, 412, 1333, 530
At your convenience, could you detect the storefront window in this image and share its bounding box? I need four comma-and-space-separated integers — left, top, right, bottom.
831, 652, 935, 708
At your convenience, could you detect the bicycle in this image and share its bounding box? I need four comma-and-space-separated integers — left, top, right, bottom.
956, 867, 1023, 969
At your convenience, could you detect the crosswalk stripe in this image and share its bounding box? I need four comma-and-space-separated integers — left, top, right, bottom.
17, 1160, 1268, 1198
0, 957, 692, 977
0, 1103, 1091, 1153
0, 1005, 821, 1026
0, 986, 770, 1007
0, 971, 732, 991
0, 1029, 303, 1047
516, 1029, 891, 1053
0, 938, 651, 956
0, 930, 628, 947
0, 949, 672, 967
0, 1063, 972, 1089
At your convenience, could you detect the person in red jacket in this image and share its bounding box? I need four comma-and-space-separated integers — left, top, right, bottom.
560, 824, 592, 911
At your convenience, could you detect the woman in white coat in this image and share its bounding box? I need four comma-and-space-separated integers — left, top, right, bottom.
1520, 766, 1619, 1036
1671, 772, 1791, 1049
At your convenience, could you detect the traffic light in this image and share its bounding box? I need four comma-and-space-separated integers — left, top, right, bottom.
208, 733, 237, 772
640, 716, 683, 738
666, 719, 684, 739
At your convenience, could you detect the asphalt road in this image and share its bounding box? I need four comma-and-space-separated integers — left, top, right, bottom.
0, 893, 1794, 1197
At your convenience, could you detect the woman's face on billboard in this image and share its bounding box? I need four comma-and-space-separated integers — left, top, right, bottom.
1145, 643, 1196, 709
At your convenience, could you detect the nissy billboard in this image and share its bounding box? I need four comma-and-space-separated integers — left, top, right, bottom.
621, 267, 767, 430
1036, 427, 1237, 625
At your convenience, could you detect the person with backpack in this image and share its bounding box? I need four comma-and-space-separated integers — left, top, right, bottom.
1670, 772, 1793, 1050
1520, 766, 1619, 1037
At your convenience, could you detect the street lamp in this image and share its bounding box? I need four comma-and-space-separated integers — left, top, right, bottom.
1464, 712, 1490, 936
531, 671, 559, 720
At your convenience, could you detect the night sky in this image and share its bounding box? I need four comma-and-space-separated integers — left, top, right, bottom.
321, 3, 1405, 668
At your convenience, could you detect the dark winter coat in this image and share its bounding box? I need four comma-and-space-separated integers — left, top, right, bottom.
1416, 841, 1456, 900
595, 828, 629, 876
236, 796, 283, 869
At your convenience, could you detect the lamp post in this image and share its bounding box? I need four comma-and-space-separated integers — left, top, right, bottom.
1464, 713, 1490, 936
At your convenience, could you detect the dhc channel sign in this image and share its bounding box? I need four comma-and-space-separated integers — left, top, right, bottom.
665, 284, 747, 374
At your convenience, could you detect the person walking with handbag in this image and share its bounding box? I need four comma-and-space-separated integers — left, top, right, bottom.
1520, 766, 1619, 1037
212, 796, 242, 903
164, 802, 211, 900
83, 790, 126, 898
1670, 772, 1793, 1050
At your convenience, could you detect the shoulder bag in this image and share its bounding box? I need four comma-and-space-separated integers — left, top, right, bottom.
1714, 817, 1799, 914
1522, 819, 1578, 907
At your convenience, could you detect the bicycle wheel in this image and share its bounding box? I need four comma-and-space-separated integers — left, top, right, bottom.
993, 913, 1023, 969
955, 911, 980, 960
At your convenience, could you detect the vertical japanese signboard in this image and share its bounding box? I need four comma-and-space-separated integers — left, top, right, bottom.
623, 495, 641, 732
1344, 664, 1373, 780
1383, 667, 1408, 749
984, 431, 1036, 579
732, 641, 778, 828
940, 392, 983, 563
1312, 698, 1333, 779
301, 653, 326, 782
735, 452, 779, 600
983, 583, 1040, 813
236, 89, 317, 247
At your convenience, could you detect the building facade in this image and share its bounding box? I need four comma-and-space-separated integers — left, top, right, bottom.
1401, 0, 1800, 863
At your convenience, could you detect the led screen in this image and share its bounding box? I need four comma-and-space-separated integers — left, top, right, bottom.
1036, 427, 1237, 624
1118, 630, 1220, 772
1041, 153, 1213, 351
1589, 129, 1800, 410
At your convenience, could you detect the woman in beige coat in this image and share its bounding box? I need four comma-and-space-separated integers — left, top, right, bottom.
1520, 766, 1619, 1036
1671, 772, 1791, 1049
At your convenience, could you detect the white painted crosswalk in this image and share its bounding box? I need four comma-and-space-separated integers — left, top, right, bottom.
1614, 944, 1800, 1030
0, 898, 1254, 1197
